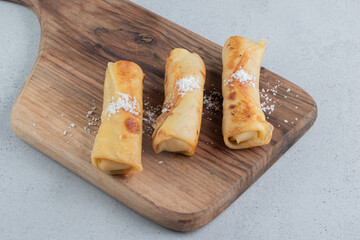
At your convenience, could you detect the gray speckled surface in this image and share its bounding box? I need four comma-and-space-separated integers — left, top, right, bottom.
1, 0, 359, 239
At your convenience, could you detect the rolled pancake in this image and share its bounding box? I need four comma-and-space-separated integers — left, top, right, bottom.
222, 36, 273, 149
91, 61, 144, 175
152, 48, 206, 155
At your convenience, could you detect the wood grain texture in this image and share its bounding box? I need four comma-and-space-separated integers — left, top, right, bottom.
8, 0, 317, 231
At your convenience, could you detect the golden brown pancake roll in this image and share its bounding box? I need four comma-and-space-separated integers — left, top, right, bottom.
152, 48, 206, 155
222, 36, 273, 149
91, 61, 144, 175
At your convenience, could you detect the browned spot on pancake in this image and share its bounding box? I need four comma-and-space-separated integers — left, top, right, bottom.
240, 100, 253, 117
228, 92, 236, 100
115, 61, 138, 80
230, 100, 256, 123
226, 41, 234, 49
200, 70, 205, 78
229, 104, 236, 109
125, 117, 140, 134
227, 59, 237, 70
122, 135, 127, 139
196, 130, 199, 135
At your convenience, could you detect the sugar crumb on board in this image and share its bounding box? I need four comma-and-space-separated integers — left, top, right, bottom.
203, 91, 222, 113
261, 80, 299, 126
83, 106, 101, 135
260, 86, 277, 115
202, 90, 222, 123
260, 79, 282, 115
143, 100, 162, 138
84, 126, 91, 133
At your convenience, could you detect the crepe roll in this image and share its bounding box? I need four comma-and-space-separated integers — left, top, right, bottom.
152, 48, 206, 155
222, 36, 273, 149
91, 61, 145, 175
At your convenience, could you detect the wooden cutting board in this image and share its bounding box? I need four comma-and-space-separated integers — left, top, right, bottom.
9, 0, 317, 231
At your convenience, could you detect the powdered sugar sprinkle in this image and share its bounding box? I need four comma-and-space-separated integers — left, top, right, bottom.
225, 68, 256, 87
176, 76, 201, 97
105, 92, 139, 117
